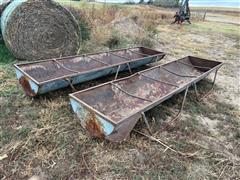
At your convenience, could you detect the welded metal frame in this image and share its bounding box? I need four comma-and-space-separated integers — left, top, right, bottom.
14, 46, 165, 86
70, 56, 224, 127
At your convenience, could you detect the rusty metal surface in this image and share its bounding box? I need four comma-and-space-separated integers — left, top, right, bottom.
14, 47, 165, 85
19, 76, 37, 97
83, 110, 105, 139
70, 56, 223, 141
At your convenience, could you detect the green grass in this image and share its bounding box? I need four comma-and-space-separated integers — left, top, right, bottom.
185, 21, 240, 37
0, 44, 14, 64
191, 6, 240, 12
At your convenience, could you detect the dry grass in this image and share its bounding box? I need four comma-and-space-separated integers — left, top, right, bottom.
65, 3, 175, 53
0, 2, 240, 179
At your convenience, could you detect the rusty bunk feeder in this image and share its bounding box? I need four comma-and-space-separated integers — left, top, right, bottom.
69, 56, 223, 142
14, 47, 165, 96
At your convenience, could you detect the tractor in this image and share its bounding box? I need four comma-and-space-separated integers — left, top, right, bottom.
172, 0, 191, 24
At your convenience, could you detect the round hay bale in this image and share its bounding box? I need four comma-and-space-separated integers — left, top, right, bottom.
0, 0, 11, 15
1, 0, 81, 60
0, 0, 12, 42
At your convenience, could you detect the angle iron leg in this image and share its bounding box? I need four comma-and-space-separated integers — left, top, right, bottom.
194, 69, 218, 102
141, 112, 152, 135
127, 63, 132, 74
114, 65, 121, 80
65, 78, 76, 91
161, 87, 189, 131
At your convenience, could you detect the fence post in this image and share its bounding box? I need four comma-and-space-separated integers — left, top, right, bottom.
203, 10, 207, 21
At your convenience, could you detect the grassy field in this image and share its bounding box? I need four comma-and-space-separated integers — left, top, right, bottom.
0, 2, 240, 179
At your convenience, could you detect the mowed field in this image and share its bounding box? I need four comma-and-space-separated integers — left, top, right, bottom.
0, 2, 240, 179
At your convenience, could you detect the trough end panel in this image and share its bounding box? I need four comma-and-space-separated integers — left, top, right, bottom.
15, 68, 39, 97
70, 98, 115, 138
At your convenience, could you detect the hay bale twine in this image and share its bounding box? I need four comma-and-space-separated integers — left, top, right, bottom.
1, 0, 81, 60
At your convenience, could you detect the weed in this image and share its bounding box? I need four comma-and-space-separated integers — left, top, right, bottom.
134, 34, 155, 48
105, 33, 121, 49
67, 7, 92, 43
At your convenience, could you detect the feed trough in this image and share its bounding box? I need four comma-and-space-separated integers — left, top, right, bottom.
69, 56, 223, 142
14, 47, 165, 96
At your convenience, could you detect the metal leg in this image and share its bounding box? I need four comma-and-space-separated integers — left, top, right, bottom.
114, 63, 132, 80
114, 65, 121, 80
155, 55, 159, 63
160, 87, 189, 131
141, 112, 152, 135
127, 63, 132, 74
194, 70, 218, 102
65, 78, 76, 91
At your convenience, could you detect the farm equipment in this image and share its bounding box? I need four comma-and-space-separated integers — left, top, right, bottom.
14, 47, 165, 96
172, 0, 191, 24
69, 56, 223, 142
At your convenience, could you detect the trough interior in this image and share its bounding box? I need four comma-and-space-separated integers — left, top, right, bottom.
75, 84, 149, 122
18, 47, 161, 83
73, 56, 222, 123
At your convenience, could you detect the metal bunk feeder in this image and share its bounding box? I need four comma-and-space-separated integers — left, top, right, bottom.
69, 56, 223, 142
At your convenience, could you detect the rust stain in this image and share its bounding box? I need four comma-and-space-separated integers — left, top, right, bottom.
84, 110, 105, 139
19, 76, 37, 97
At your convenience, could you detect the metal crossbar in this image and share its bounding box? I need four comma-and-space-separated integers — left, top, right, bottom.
52, 59, 80, 74
86, 56, 110, 66
139, 73, 179, 88
128, 49, 149, 57
161, 66, 197, 78
178, 61, 211, 70
109, 52, 130, 61
109, 52, 133, 75
111, 83, 152, 102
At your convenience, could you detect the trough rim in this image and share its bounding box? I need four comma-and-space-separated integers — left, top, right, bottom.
14, 46, 165, 85
69, 56, 224, 126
